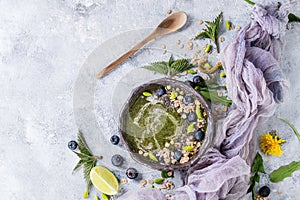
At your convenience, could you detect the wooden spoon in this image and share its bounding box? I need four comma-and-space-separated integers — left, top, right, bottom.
96, 12, 187, 78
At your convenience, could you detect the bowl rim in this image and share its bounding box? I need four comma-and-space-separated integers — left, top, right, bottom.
118, 78, 214, 171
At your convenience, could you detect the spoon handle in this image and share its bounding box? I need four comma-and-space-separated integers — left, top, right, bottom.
96, 32, 156, 78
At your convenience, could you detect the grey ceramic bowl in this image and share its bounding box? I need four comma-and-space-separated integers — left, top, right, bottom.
119, 78, 213, 171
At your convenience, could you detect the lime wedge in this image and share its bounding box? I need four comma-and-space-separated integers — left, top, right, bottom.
90, 166, 119, 195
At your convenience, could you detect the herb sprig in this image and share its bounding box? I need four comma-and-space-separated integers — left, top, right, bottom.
195, 12, 222, 53
142, 56, 193, 76
247, 152, 266, 199
72, 131, 102, 193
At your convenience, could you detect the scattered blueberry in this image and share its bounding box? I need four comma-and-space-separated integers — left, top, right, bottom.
126, 168, 138, 179
111, 154, 124, 167
258, 186, 270, 197
68, 140, 78, 150
173, 150, 183, 161
185, 80, 195, 88
193, 75, 205, 84
187, 112, 197, 122
110, 135, 120, 145
194, 129, 205, 141
183, 96, 194, 105
155, 87, 166, 97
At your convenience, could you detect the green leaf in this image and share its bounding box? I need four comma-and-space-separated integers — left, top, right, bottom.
143, 92, 152, 97
247, 152, 265, 198
270, 161, 300, 182
195, 12, 222, 53
161, 171, 168, 178
276, 116, 300, 141
154, 178, 165, 184
251, 152, 266, 174
288, 13, 300, 23
244, 0, 255, 6
72, 159, 92, 173
72, 151, 93, 160
78, 131, 93, 156
142, 57, 193, 76
168, 55, 174, 65
170, 59, 193, 75
161, 171, 173, 178
198, 89, 232, 106
142, 62, 169, 75
254, 173, 260, 182
84, 160, 97, 191
149, 152, 158, 162
72, 131, 101, 193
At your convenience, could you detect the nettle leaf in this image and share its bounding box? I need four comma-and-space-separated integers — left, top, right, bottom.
195, 12, 222, 53
73, 159, 89, 173
170, 59, 193, 73
84, 160, 97, 191
142, 56, 193, 76
168, 55, 174, 65
78, 131, 93, 156
71, 131, 101, 193
195, 31, 210, 40
142, 62, 169, 75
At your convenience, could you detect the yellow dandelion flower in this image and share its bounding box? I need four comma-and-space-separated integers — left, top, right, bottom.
260, 130, 286, 157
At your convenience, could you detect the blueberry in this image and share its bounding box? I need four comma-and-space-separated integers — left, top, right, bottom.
193, 75, 204, 84
110, 135, 120, 145
126, 168, 138, 179
258, 186, 270, 197
194, 129, 205, 141
173, 150, 182, 161
111, 154, 124, 167
183, 96, 194, 105
185, 80, 195, 88
187, 112, 197, 122
68, 140, 78, 150
155, 87, 166, 97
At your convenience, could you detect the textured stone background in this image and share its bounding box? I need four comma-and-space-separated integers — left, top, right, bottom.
1, 0, 300, 199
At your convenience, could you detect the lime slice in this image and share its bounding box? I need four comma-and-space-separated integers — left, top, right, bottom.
90, 166, 119, 195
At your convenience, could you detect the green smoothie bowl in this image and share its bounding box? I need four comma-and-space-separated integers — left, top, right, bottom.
119, 78, 213, 171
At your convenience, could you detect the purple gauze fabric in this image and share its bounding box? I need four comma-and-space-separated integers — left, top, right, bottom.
119, 1, 295, 200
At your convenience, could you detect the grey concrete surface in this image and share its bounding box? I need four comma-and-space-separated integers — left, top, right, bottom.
0, 0, 300, 199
